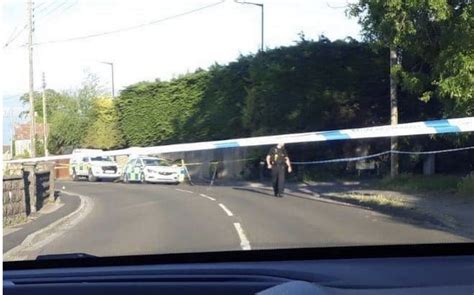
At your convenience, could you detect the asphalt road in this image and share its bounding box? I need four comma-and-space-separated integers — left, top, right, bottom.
31, 180, 469, 258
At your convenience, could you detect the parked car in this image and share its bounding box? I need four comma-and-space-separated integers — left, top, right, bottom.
122, 156, 182, 184
69, 149, 121, 182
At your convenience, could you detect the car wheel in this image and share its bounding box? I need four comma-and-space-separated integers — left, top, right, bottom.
72, 169, 78, 181
140, 172, 146, 184
123, 173, 129, 183
88, 169, 97, 182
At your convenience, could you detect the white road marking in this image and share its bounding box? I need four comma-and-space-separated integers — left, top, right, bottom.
175, 188, 194, 194
233, 222, 251, 250
218, 203, 233, 216
200, 193, 216, 201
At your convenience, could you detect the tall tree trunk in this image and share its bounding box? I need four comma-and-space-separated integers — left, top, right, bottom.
390, 47, 399, 178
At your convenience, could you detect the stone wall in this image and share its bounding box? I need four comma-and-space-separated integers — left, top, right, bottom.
3, 162, 55, 226
3, 175, 27, 226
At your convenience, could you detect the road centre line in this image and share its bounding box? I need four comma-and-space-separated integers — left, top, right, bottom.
233, 223, 251, 250
200, 193, 216, 201
218, 203, 233, 216
175, 188, 194, 194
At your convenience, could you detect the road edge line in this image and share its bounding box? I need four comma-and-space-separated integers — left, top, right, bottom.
199, 193, 216, 201
233, 222, 251, 250
175, 188, 194, 194
218, 203, 234, 216
3, 191, 93, 261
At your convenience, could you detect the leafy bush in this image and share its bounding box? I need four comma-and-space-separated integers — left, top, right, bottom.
116, 38, 391, 148
458, 173, 474, 196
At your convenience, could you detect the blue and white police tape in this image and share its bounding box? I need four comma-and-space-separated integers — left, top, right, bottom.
5, 116, 474, 164
292, 146, 474, 165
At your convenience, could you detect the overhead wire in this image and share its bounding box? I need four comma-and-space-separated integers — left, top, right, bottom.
54, 0, 78, 16
4, 1, 52, 48
4, 24, 27, 48
35, 0, 78, 28
5, 26, 19, 44
4, 0, 78, 48
32, 0, 226, 46
35, 0, 60, 17
34, 1, 47, 10
35, 0, 70, 23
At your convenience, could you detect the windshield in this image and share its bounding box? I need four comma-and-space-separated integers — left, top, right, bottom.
2, 0, 473, 262
143, 159, 170, 166
90, 156, 112, 162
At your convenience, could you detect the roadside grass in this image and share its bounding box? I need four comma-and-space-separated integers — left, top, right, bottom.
3, 215, 28, 228
458, 173, 474, 197
376, 174, 461, 194
302, 171, 360, 183
323, 192, 458, 229
328, 192, 408, 209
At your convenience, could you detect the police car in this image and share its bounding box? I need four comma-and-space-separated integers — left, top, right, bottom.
122, 155, 184, 184
69, 149, 121, 182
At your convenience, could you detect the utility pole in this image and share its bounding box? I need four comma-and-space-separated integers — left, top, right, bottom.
390, 47, 399, 178
9, 109, 16, 158
27, 0, 36, 157
42, 72, 49, 156
100, 61, 115, 97
260, 3, 264, 52
234, 1, 264, 52
110, 62, 115, 98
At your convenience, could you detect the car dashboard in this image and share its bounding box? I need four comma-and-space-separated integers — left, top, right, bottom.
4, 246, 474, 295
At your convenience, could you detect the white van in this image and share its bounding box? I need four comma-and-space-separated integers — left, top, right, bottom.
69, 149, 121, 182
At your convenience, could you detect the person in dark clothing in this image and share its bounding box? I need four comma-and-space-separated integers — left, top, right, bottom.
266, 143, 292, 197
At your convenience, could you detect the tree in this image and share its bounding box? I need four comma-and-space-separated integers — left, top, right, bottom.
18, 71, 110, 154
19, 89, 66, 119
349, 0, 474, 177
47, 103, 89, 155
348, 0, 419, 177
349, 0, 473, 114
82, 97, 123, 149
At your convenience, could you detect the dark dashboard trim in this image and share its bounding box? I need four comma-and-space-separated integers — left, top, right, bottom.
4, 243, 474, 270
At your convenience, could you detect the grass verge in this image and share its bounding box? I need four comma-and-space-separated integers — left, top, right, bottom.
376, 174, 460, 194
322, 192, 457, 230
329, 192, 407, 208
458, 173, 474, 196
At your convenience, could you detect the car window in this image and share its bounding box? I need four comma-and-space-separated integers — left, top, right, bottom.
158, 159, 170, 166
3, 0, 473, 263
91, 156, 112, 162
143, 159, 170, 166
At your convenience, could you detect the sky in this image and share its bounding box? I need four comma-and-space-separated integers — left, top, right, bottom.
1, 0, 361, 144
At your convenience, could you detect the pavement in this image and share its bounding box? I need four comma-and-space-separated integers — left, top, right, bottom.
3, 193, 81, 253
3, 179, 471, 260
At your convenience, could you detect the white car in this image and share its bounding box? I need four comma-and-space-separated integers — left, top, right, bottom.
69, 149, 121, 182
122, 156, 183, 184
